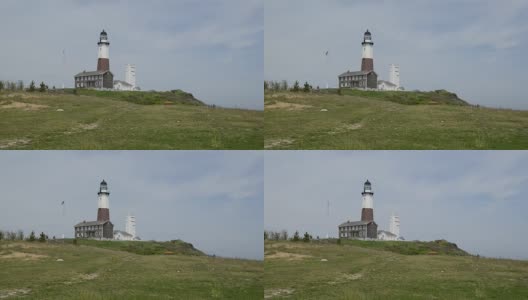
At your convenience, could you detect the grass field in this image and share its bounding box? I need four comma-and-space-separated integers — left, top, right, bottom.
264, 240, 528, 299
0, 240, 262, 299
264, 90, 528, 149
0, 90, 262, 149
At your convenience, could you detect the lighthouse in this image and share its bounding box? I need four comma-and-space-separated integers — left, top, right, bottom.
97, 30, 110, 72
97, 180, 110, 222
361, 180, 374, 222
361, 30, 374, 72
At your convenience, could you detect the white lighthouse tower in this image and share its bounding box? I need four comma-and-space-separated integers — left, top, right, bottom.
361, 180, 374, 222
125, 214, 136, 239
389, 64, 400, 89
97, 30, 110, 72
389, 212, 400, 238
361, 30, 374, 72
97, 180, 110, 222
125, 64, 136, 89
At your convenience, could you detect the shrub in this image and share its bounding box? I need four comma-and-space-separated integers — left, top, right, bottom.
29, 231, 36, 242
292, 231, 300, 241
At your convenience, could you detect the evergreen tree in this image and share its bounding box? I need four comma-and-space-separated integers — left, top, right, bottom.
39, 232, 46, 242
39, 82, 46, 92
292, 230, 300, 241
264, 231, 269, 240
292, 81, 300, 92
29, 231, 36, 242
0, 81, 4, 91
303, 82, 310, 93
264, 81, 269, 90
28, 81, 36, 92
0, 231, 4, 241
303, 232, 311, 242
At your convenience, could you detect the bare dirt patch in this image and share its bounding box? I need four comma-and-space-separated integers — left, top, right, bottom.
0, 288, 31, 299
264, 139, 294, 149
64, 273, 99, 285
328, 123, 362, 135
266, 251, 313, 261
266, 101, 313, 111
328, 273, 363, 285
0, 139, 31, 149
264, 288, 295, 299
0, 251, 48, 260
0, 101, 48, 111
64, 123, 99, 135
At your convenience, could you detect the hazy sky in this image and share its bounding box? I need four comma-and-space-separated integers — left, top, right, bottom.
265, 151, 528, 260
0, 0, 263, 110
265, 0, 528, 110
0, 151, 263, 260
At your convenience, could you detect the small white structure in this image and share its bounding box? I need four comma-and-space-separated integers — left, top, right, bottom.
125, 64, 136, 88
114, 80, 134, 91
125, 214, 136, 239
389, 64, 400, 88
114, 230, 134, 241
378, 80, 398, 91
389, 212, 400, 238
378, 230, 398, 241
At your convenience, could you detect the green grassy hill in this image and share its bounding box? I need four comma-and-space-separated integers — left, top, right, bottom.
264, 240, 528, 299
0, 90, 262, 149
0, 240, 262, 299
264, 90, 528, 149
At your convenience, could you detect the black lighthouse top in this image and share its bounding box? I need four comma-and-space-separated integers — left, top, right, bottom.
99, 180, 109, 194
98, 30, 109, 45
362, 29, 373, 45
363, 179, 373, 194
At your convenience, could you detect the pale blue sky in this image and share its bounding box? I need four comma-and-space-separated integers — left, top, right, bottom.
0, 151, 263, 260
265, 151, 528, 260
0, 0, 263, 109
265, 0, 528, 110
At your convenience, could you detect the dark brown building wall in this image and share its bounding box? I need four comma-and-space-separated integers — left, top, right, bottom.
367, 72, 378, 89
361, 58, 374, 72
361, 208, 374, 222
97, 58, 110, 72
97, 208, 110, 222
103, 222, 114, 239
367, 222, 378, 239
103, 72, 114, 89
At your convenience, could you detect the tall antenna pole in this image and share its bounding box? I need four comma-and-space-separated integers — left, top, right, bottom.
61, 49, 66, 89
324, 51, 329, 89
326, 199, 330, 239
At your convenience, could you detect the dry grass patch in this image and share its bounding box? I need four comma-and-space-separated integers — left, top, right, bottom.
264, 288, 295, 299
0, 138, 31, 149
264, 138, 294, 149
266, 101, 313, 111
0, 251, 48, 261
0, 101, 48, 111
266, 251, 313, 261
0, 288, 31, 299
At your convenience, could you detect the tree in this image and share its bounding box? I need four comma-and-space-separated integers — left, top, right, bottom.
303, 82, 310, 93
0, 231, 4, 241
264, 81, 269, 90
0, 81, 4, 91
280, 80, 288, 91
16, 230, 24, 240
264, 231, 269, 240
29, 231, 36, 242
28, 81, 36, 92
303, 232, 311, 242
280, 230, 288, 241
39, 82, 47, 92
17, 80, 24, 91
39, 232, 46, 242
292, 81, 300, 92
292, 230, 300, 241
